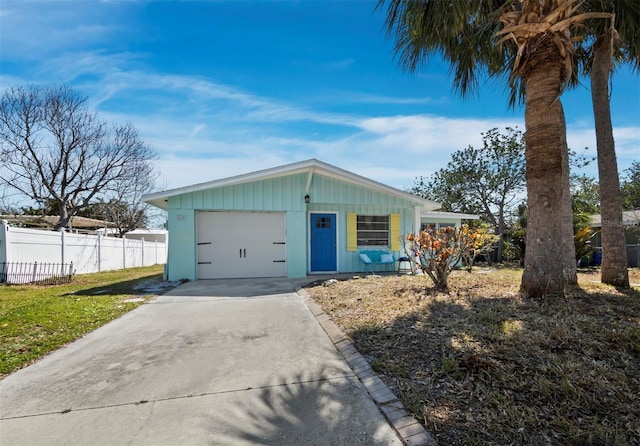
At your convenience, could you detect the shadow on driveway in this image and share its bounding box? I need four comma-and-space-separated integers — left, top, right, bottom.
208, 369, 400, 445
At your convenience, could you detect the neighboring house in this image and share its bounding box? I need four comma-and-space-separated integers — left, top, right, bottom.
144, 159, 476, 281
589, 210, 640, 267
0, 215, 116, 233
421, 210, 480, 230
121, 228, 168, 244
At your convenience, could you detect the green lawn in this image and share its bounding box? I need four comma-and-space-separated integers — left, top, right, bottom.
0, 265, 171, 377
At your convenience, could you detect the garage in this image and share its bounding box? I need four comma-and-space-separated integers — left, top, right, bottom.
196, 211, 286, 279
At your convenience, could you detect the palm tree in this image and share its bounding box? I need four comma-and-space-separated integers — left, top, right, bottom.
581, 0, 639, 288
379, 0, 612, 297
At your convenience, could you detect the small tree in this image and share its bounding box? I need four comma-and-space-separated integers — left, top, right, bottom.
405, 225, 488, 291
461, 223, 499, 272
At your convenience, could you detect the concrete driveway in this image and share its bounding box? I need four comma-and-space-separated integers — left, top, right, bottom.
0, 278, 402, 445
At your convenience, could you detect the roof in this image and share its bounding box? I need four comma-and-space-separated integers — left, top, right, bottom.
143, 158, 440, 211
589, 210, 640, 228
0, 215, 116, 230
421, 210, 480, 220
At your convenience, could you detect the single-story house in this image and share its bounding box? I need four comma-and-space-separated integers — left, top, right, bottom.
589, 209, 640, 267
144, 159, 477, 281
122, 228, 168, 244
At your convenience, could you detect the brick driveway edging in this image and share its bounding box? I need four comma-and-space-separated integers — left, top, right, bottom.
298, 288, 438, 446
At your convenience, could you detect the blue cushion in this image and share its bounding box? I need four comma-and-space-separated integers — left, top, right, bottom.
380, 253, 394, 263
359, 253, 372, 264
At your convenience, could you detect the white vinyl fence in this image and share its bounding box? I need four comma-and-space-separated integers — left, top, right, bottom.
0, 220, 167, 282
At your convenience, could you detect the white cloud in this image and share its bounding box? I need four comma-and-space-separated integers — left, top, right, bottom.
3, 40, 636, 195
0, 2, 123, 60
328, 91, 448, 105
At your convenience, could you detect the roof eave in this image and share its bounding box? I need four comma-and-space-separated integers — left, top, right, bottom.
143, 158, 439, 209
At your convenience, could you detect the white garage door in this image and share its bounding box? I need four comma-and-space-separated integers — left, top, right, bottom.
196, 211, 286, 279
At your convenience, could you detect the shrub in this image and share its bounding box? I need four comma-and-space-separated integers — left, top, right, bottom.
405, 225, 489, 291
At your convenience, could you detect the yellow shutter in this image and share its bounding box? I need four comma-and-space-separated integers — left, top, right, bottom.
347, 212, 357, 251
390, 213, 400, 251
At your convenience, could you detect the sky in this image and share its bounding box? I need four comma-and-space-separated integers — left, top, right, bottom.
0, 0, 638, 196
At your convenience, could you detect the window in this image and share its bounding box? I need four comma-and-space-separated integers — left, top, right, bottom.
421, 222, 456, 231
421, 223, 436, 231
357, 215, 389, 246
315, 217, 331, 228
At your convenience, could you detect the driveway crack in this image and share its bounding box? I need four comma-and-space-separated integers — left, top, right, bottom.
0, 374, 356, 421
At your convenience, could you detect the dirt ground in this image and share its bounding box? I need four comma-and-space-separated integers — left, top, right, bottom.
305, 267, 640, 445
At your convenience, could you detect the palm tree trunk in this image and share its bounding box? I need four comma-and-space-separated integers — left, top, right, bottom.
520, 38, 577, 298
591, 35, 629, 288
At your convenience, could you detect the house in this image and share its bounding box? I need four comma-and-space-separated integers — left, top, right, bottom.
0, 215, 116, 233
144, 159, 476, 281
122, 228, 168, 244
589, 209, 640, 267
420, 210, 480, 229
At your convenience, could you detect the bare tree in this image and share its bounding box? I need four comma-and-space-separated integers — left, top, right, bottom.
0, 84, 156, 231
81, 161, 161, 236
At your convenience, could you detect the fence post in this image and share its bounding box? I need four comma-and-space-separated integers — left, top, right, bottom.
32, 261, 38, 282
123, 236, 126, 269
97, 232, 102, 272
0, 220, 8, 264
60, 228, 66, 266
69, 261, 74, 279
141, 238, 145, 267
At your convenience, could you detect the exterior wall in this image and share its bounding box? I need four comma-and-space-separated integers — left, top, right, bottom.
166, 175, 308, 281
164, 173, 421, 280
307, 175, 418, 273
590, 227, 640, 249
286, 211, 307, 277
166, 206, 196, 281
308, 203, 415, 273
420, 216, 464, 229
591, 226, 640, 267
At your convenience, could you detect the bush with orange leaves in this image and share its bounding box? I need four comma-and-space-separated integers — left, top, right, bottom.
404, 225, 494, 291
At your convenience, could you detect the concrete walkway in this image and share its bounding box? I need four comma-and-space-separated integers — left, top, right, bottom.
0, 278, 403, 445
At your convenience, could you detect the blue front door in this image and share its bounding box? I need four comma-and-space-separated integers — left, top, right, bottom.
310, 213, 337, 271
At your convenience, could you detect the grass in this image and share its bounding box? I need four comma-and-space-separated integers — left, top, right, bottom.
0, 265, 174, 377
305, 267, 640, 446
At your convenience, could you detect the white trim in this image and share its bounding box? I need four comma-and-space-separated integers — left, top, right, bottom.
414, 207, 421, 234
308, 211, 339, 274
421, 210, 480, 220
305, 167, 314, 194
144, 159, 440, 211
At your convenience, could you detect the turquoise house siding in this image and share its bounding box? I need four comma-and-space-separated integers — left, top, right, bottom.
143, 159, 479, 281
166, 175, 308, 281
163, 172, 424, 280
165, 206, 196, 281
286, 211, 307, 277
305, 175, 419, 274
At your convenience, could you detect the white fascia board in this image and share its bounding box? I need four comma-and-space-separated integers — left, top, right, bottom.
143, 158, 439, 210
421, 210, 481, 220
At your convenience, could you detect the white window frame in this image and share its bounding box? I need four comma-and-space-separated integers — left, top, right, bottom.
357, 214, 390, 247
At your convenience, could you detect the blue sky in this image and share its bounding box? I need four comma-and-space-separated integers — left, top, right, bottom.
0, 0, 638, 194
